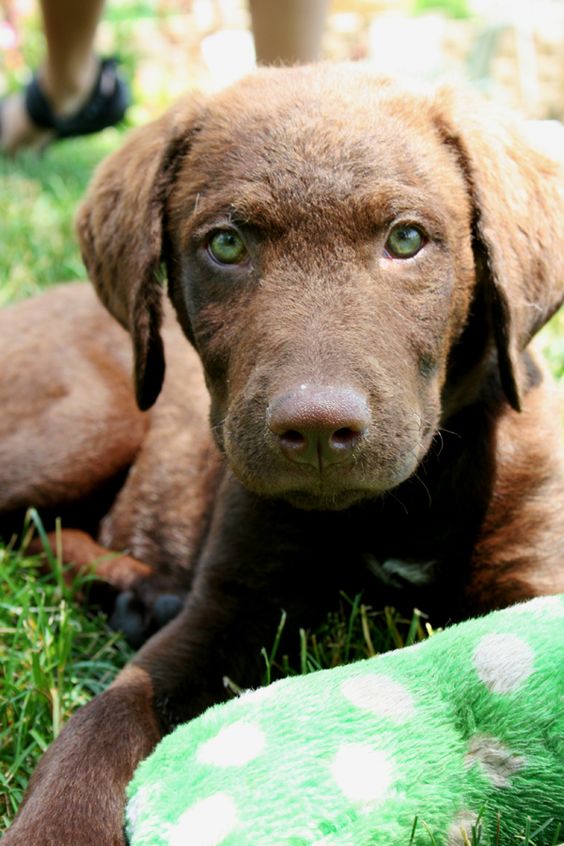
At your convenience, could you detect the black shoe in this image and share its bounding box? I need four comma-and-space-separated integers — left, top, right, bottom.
23, 56, 130, 141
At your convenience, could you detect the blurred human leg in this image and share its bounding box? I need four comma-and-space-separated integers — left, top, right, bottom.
249, 0, 330, 65
1, 0, 127, 153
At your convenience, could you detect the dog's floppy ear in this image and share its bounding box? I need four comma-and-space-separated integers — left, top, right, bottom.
432, 88, 564, 410
76, 97, 204, 410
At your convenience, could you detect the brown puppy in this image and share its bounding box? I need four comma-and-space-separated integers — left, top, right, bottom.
3, 65, 564, 844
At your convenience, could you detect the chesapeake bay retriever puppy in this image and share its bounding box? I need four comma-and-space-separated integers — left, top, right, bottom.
2, 64, 564, 844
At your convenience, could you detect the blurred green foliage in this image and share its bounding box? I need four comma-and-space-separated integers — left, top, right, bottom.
412, 0, 471, 19
412, 0, 471, 20
0, 133, 122, 306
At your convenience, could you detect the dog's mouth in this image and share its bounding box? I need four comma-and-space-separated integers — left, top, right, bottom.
271, 487, 375, 511
224, 437, 428, 510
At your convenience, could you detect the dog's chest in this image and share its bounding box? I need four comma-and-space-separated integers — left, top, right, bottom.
327, 499, 477, 613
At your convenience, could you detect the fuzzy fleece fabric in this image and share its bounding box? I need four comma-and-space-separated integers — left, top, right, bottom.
125, 595, 564, 846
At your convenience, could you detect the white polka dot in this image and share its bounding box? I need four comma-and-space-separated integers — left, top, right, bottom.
197, 721, 265, 767
330, 743, 393, 804
168, 793, 238, 846
521, 595, 564, 618
237, 684, 278, 705
126, 785, 150, 834
473, 633, 534, 693
341, 674, 414, 723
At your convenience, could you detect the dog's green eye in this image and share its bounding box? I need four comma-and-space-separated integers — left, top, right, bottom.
385, 225, 425, 259
208, 230, 247, 265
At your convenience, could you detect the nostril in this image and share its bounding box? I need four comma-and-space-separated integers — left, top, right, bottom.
278, 428, 311, 463
330, 427, 364, 448
280, 429, 306, 447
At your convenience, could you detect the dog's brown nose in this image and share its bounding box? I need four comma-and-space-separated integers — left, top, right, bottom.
268, 386, 370, 469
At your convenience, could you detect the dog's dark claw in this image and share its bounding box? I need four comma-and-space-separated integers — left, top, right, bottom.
110, 589, 185, 648
110, 590, 147, 648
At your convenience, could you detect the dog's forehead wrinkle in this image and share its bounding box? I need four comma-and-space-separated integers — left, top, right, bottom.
197, 125, 430, 196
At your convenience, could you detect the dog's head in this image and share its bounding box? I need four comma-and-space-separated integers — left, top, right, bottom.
77, 65, 564, 510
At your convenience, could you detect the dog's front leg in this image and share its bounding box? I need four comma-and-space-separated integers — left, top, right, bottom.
4, 474, 327, 845
134, 470, 338, 731
3, 662, 160, 845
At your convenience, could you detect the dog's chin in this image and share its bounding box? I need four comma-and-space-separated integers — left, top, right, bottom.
229, 455, 421, 511
274, 488, 374, 511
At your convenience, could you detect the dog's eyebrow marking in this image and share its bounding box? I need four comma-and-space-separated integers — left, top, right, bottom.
186, 181, 448, 245
186, 187, 278, 234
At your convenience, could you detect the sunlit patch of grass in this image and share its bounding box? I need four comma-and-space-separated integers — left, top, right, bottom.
0, 131, 124, 305
538, 311, 564, 382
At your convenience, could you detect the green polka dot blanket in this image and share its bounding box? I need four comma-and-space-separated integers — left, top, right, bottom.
125, 596, 564, 846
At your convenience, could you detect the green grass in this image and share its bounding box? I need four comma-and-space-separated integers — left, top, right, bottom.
0, 524, 133, 827
1, 67, 563, 846
0, 132, 123, 306
258, 595, 434, 687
